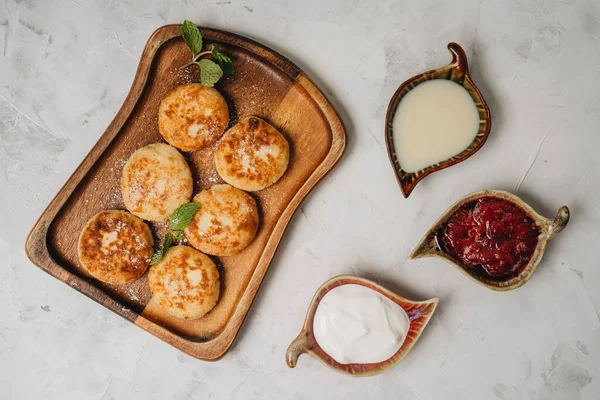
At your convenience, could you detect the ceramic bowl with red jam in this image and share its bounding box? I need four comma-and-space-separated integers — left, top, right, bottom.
411, 190, 569, 291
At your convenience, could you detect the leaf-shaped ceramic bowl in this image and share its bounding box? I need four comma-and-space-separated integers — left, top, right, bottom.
411, 190, 570, 291
285, 275, 438, 377
385, 43, 492, 198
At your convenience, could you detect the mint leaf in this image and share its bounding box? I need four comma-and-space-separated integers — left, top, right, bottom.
211, 43, 221, 58
150, 232, 173, 265
211, 44, 235, 75
169, 202, 201, 231
179, 21, 234, 85
222, 59, 235, 76
181, 20, 202, 55
197, 59, 223, 87
150, 203, 199, 265
149, 252, 162, 266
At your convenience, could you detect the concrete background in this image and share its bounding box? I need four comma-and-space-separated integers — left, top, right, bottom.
1, 0, 599, 399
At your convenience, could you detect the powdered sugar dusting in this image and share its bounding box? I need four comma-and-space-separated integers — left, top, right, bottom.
50, 39, 307, 334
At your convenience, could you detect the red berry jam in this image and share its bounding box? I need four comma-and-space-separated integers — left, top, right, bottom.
436, 196, 540, 280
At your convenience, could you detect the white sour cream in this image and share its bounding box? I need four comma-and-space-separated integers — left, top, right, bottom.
392, 79, 480, 173
313, 284, 410, 364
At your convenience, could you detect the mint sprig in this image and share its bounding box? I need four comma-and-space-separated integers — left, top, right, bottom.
169, 202, 201, 231
197, 59, 223, 87
179, 20, 235, 86
211, 43, 235, 75
150, 202, 200, 265
181, 20, 203, 55
150, 231, 173, 266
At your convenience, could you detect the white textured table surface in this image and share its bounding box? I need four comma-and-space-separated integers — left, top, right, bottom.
2, 1, 599, 399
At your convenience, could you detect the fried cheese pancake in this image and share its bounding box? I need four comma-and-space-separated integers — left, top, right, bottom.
78, 210, 154, 284
184, 184, 259, 256
158, 84, 230, 152
148, 245, 220, 320
120, 143, 193, 222
214, 116, 290, 191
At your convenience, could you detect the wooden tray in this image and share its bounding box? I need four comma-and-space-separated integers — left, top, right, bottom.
25, 25, 346, 360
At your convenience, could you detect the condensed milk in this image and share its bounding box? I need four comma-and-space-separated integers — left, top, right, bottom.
392, 79, 480, 173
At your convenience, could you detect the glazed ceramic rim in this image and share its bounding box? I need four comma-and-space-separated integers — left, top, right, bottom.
410, 190, 570, 291
286, 275, 438, 377
385, 43, 492, 198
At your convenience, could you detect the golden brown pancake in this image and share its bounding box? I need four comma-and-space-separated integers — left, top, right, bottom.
214, 116, 290, 191
158, 83, 230, 151
148, 245, 220, 320
184, 184, 259, 256
120, 143, 193, 222
78, 210, 154, 284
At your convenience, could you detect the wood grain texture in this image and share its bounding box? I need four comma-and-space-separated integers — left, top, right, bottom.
25, 25, 346, 360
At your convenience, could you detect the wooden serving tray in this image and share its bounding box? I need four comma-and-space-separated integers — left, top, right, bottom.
25, 25, 345, 360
